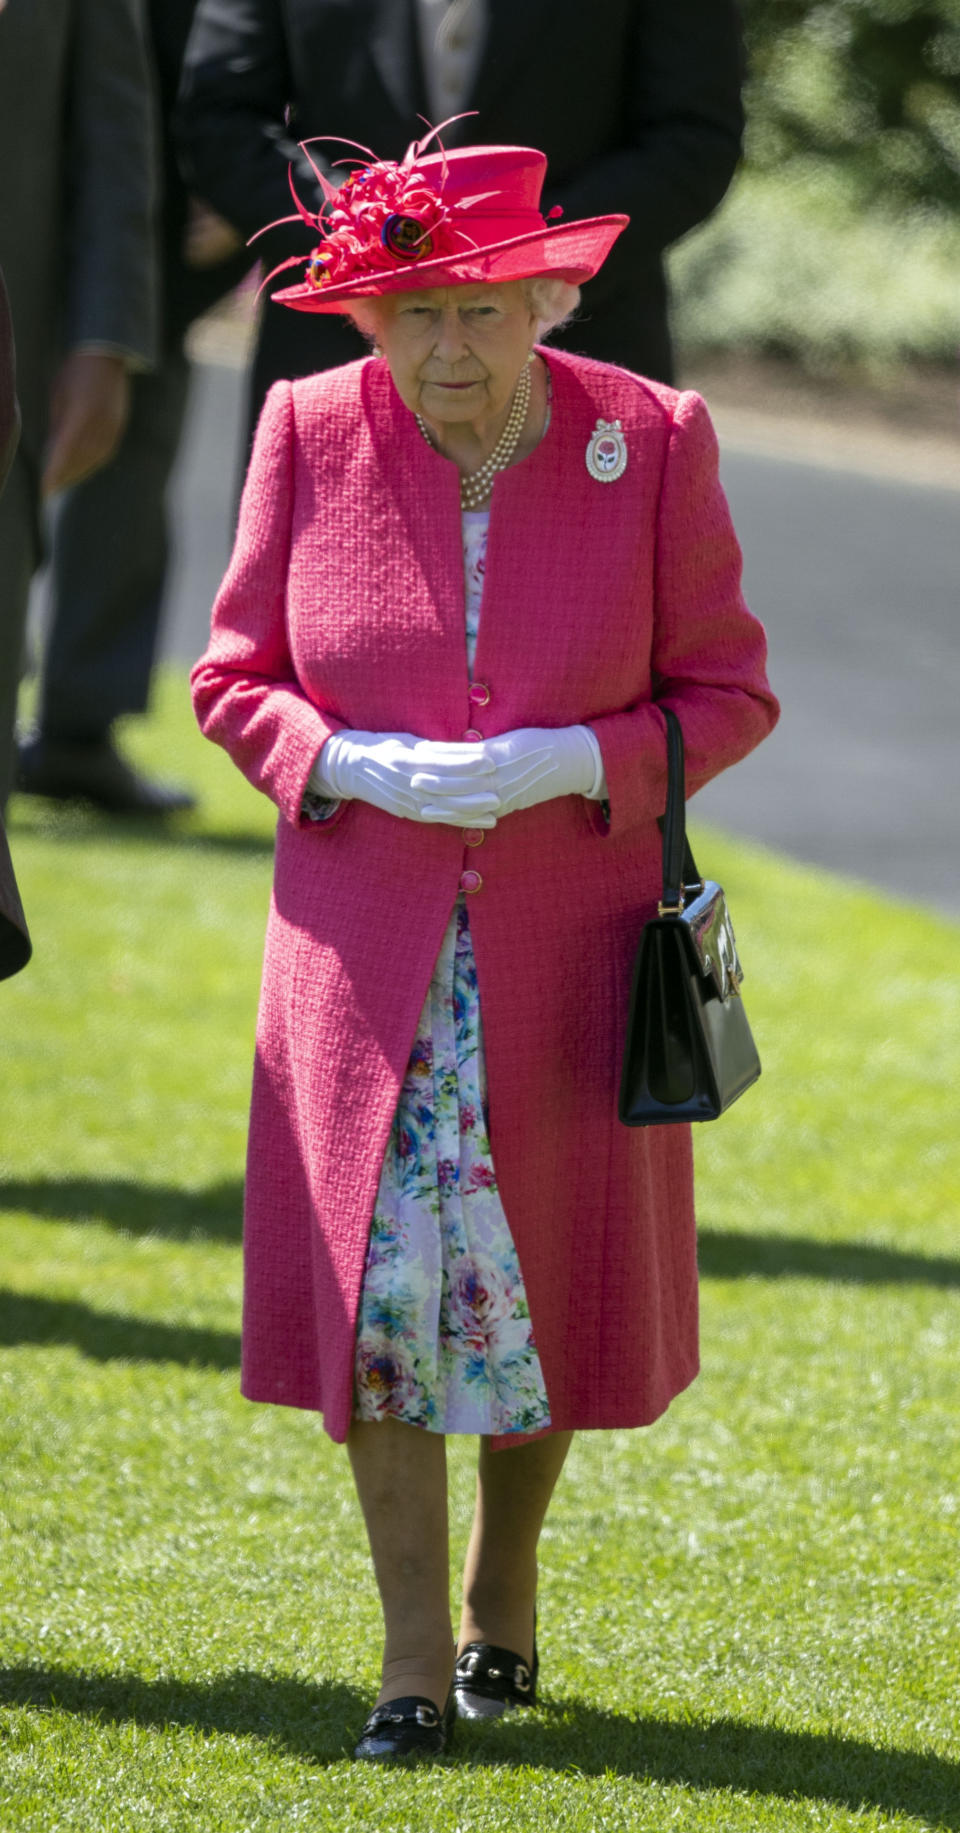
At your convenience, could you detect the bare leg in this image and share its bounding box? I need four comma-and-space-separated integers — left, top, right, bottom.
347, 1417, 455, 1711
458, 1430, 574, 1661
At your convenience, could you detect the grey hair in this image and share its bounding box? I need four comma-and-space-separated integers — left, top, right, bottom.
520, 276, 581, 340
345, 297, 388, 342
343, 276, 581, 344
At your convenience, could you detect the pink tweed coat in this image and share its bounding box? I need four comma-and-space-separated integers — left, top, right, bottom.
191, 346, 779, 1447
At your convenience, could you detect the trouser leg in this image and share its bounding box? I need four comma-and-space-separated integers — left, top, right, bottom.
0, 450, 42, 809
38, 347, 191, 742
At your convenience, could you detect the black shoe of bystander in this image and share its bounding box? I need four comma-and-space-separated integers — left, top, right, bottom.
16, 735, 196, 815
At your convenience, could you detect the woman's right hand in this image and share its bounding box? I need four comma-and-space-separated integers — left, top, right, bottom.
311, 731, 500, 827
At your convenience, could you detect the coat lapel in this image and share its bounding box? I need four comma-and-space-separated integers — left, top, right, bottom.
359, 359, 471, 731
367, 0, 428, 129
473, 350, 661, 731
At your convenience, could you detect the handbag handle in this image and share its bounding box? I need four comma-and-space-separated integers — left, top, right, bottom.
659, 707, 702, 914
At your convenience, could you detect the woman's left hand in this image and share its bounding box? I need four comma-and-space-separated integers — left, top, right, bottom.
481, 726, 605, 817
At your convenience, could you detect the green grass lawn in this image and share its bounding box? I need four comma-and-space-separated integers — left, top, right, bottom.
2, 673, 958, 1831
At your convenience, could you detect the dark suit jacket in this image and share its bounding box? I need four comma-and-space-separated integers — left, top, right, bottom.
176, 0, 743, 414
0, 268, 17, 494
0, 814, 29, 981
148, 0, 252, 349
0, 0, 157, 453
0, 267, 30, 979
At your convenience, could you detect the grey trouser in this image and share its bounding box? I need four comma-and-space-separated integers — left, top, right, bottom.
37, 347, 191, 744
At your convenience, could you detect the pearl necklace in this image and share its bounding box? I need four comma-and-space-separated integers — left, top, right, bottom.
416, 358, 533, 511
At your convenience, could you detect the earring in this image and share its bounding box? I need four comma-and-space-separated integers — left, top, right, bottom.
372, 343, 383, 358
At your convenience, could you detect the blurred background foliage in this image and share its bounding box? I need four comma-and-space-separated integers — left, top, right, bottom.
671, 0, 960, 373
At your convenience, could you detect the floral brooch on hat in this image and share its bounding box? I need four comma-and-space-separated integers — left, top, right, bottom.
257, 119, 492, 296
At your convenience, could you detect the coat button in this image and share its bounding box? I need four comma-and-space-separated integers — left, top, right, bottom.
463, 728, 483, 742
460, 869, 483, 894
469, 682, 491, 707
463, 828, 485, 847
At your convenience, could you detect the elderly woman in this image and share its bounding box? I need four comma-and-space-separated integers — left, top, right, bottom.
191, 136, 778, 1762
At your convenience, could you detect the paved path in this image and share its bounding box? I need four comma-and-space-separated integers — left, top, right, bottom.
163, 361, 959, 918
696, 448, 959, 914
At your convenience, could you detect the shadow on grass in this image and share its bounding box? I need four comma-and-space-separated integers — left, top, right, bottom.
156, 828, 275, 858
5, 1177, 960, 1289
0, 1290, 239, 1370
469, 1703, 960, 1828
0, 1665, 361, 1764
2, 1665, 957, 1822
7, 802, 274, 856
0, 1176, 243, 1242
697, 1227, 960, 1289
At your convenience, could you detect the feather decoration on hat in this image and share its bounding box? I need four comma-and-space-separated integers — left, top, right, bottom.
253, 118, 487, 297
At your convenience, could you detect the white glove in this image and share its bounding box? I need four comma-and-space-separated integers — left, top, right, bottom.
481, 725, 607, 817
310, 730, 500, 827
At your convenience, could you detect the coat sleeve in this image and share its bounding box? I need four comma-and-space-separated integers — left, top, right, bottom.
64, 0, 158, 364
190, 379, 346, 827
586, 390, 780, 842
175, 0, 328, 270
547, 0, 744, 256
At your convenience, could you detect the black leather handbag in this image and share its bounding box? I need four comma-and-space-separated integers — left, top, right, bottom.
618, 709, 761, 1126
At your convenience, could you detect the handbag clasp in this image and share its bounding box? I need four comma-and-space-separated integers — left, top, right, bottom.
657, 879, 704, 919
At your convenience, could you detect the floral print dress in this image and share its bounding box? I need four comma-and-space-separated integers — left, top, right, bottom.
353, 511, 552, 1436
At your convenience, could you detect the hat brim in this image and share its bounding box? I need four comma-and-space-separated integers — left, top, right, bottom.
270, 214, 628, 313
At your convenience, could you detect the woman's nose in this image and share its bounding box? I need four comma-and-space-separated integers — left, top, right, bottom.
432, 310, 470, 362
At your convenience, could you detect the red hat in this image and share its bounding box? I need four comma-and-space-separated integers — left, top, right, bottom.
265, 133, 628, 313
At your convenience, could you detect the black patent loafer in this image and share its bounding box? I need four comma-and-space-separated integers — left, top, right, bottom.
353, 1692, 455, 1762
453, 1640, 538, 1719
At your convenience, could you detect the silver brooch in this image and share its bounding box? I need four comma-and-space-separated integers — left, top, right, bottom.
586, 417, 628, 482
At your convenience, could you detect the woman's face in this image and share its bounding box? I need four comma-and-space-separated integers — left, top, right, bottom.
371, 281, 538, 430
